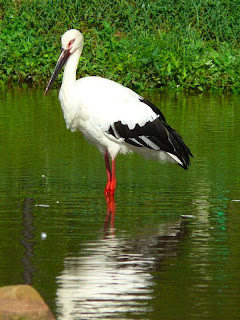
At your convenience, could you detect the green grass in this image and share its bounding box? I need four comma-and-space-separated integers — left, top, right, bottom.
0, 0, 240, 92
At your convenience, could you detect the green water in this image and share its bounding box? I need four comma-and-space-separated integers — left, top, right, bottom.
0, 87, 240, 319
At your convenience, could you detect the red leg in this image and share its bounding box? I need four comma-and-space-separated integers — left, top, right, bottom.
104, 152, 117, 197
110, 158, 116, 195
105, 152, 111, 182
104, 152, 111, 196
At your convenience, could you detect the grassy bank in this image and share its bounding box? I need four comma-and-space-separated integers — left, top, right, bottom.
0, 0, 240, 92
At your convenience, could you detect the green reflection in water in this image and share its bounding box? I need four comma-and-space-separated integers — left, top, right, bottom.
0, 88, 240, 319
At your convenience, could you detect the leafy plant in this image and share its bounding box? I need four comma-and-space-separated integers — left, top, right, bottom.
0, 0, 240, 92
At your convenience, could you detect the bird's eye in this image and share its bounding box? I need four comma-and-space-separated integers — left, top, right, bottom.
69, 39, 75, 47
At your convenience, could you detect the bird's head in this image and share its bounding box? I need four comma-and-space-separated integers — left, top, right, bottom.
44, 29, 84, 95
61, 29, 84, 54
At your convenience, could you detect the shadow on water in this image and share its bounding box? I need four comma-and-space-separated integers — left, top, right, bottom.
20, 197, 36, 285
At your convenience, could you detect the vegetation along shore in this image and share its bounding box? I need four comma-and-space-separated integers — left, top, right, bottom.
0, 0, 240, 92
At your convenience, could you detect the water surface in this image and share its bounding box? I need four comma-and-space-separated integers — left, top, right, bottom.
0, 88, 239, 319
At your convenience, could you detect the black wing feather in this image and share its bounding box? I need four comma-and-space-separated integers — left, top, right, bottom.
107, 98, 193, 170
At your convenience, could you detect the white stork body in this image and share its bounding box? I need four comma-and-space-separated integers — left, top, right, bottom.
60, 76, 168, 161
45, 29, 193, 197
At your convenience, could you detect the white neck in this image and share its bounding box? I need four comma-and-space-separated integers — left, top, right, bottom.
61, 46, 83, 89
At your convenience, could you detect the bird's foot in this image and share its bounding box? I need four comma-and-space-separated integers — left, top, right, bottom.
104, 179, 116, 197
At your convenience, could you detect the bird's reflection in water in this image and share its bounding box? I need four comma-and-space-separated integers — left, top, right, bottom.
104, 196, 116, 235
56, 199, 191, 320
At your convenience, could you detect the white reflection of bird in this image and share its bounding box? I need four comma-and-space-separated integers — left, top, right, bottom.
45, 29, 193, 197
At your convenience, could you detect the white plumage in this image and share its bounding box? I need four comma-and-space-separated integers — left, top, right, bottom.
45, 29, 193, 197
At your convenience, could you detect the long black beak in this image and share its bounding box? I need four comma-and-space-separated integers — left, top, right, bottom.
44, 49, 70, 95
